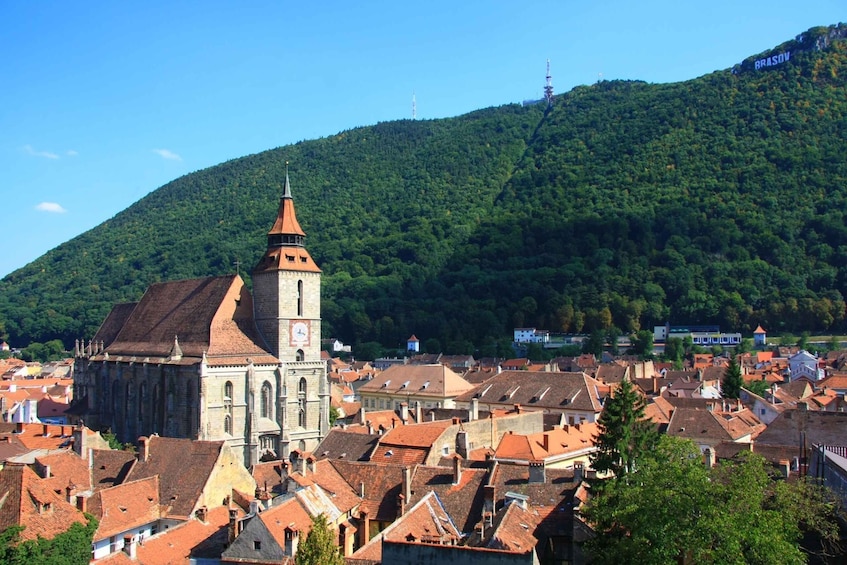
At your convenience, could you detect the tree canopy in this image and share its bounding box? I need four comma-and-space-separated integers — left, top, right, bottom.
295, 513, 343, 565
583, 436, 840, 564
590, 378, 658, 477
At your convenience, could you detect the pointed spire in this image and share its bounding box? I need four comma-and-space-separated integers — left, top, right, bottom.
169, 335, 183, 361
283, 161, 292, 199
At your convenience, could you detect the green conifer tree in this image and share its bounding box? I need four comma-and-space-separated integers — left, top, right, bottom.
590, 378, 657, 477
722, 355, 743, 399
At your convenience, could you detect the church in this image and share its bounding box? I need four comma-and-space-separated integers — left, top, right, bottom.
71, 169, 329, 465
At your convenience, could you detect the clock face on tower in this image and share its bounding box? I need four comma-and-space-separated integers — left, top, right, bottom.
290, 320, 310, 347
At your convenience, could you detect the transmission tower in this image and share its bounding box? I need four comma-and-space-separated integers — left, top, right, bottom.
412, 92, 417, 120
544, 59, 554, 107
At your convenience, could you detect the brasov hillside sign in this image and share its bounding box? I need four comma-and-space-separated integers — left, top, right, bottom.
754, 51, 791, 70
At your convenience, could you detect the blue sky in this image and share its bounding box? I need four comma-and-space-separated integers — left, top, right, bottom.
1, 1, 843, 278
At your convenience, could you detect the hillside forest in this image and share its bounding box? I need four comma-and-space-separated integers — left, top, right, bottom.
1, 24, 847, 357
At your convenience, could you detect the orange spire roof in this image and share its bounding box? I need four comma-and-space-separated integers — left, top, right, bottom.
254, 164, 320, 274
267, 165, 306, 238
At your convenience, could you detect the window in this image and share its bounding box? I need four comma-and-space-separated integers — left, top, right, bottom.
298, 378, 307, 428
261, 381, 273, 419
296, 349, 305, 362
253, 540, 261, 551
224, 381, 233, 414
224, 415, 232, 435
297, 280, 304, 316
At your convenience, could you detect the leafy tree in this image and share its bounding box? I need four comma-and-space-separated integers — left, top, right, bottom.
329, 406, 339, 426
744, 378, 771, 397
606, 326, 621, 356
354, 341, 383, 362
663, 336, 684, 368
798, 331, 810, 351
582, 329, 605, 357
628, 330, 653, 357
780, 333, 797, 347
722, 355, 743, 399
590, 378, 658, 477
736, 337, 753, 354
583, 436, 839, 564
295, 513, 343, 565
829, 335, 843, 352
0, 514, 98, 564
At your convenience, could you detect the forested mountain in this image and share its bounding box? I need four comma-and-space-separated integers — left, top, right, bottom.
2, 24, 847, 355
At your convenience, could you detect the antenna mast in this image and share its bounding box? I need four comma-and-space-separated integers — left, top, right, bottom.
412, 92, 417, 120
544, 59, 554, 107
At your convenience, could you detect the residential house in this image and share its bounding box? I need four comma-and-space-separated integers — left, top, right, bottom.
788, 350, 824, 382
454, 371, 606, 424
357, 364, 475, 411
493, 423, 599, 470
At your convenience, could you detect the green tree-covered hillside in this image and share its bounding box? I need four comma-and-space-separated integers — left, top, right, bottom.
2, 24, 846, 353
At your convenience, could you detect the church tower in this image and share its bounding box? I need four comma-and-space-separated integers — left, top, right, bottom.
252, 165, 328, 459
253, 166, 322, 361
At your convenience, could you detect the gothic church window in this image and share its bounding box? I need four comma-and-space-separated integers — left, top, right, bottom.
224, 381, 233, 414
298, 377, 307, 428
261, 381, 273, 419
224, 415, 232, 435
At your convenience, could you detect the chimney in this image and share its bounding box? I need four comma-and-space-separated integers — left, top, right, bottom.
285, 527, 300, 556
514, 404, 522, 414
196, 506, 208, 523
228, 508, 239, 544
360, 481, 365, 498
42, 424, 49, 437
249, 499, 261, 516
452, 454, 463, 485
704, 448, 716, 468
359, 405, 366, 424
484, 484, 496, 514
123, 535, 137, 559
298, 454, 307, 476
138, 436, 150, 462
778, 459, 791, 479
470, 397, 479, 421
14, 422, 23, 434
528, 460, 546, 484
542, 433, 550, 453
415, 401, 422, 423
402, 466, 412, 507
65, 483, 74, 504
366, 421, 374, 435
574, 461, 584, 483
400, 402, 409, 424
456, 430, 469, 459
306, 455, 316, 475
396, 493, 406, 516
76, 495, 87, 513
42, 464, 51, 479
359, 508, 370, 548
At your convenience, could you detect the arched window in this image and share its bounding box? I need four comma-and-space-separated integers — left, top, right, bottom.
224, 381, 233, 414
296, 349, 305, 362
224, 415, 232, 435
297, 280, 304, 317
261, 381, 273, 419
298, 377, 307, 428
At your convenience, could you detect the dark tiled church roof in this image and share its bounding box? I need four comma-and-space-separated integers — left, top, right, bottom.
98, 275, 276, 364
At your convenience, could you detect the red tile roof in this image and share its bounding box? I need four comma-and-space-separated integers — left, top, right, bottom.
0, 463, 87, 541
88, 476, 161, 540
